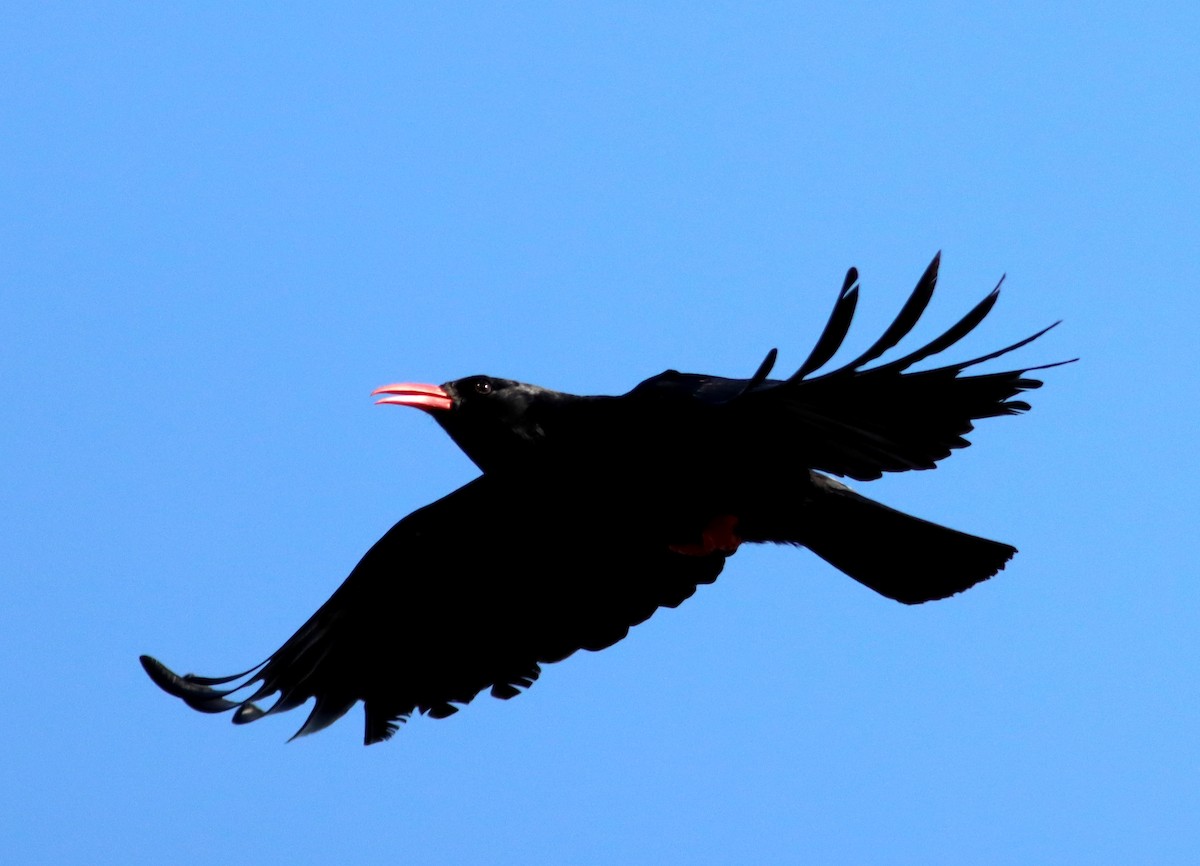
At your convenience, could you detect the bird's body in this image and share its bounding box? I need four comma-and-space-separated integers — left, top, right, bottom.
141, 254, 1071, 744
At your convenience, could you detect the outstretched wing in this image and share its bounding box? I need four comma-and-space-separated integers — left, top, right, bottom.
632, 253, 1071, 481
141, 473, 727, 745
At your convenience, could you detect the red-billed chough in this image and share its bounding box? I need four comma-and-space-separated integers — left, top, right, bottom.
141, 254, 1071, 744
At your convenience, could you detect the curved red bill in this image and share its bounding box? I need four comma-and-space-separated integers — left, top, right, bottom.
370, 382, 453, 412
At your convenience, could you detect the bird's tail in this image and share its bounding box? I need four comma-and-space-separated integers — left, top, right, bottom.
766, 475, 1016, 604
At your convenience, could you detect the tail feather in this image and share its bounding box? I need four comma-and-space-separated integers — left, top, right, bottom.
787, 476, 1016, 604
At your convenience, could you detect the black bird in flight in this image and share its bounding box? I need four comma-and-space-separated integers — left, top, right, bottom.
141, 254, 1070, 745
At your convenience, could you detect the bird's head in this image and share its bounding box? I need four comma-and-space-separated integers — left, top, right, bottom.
371, 375, 571, 472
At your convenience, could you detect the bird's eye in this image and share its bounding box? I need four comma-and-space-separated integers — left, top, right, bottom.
474, 379, 493, 395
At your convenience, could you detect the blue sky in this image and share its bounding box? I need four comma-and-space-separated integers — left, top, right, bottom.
3, 3, 1198, 864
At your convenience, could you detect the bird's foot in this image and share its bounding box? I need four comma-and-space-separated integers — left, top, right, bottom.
669, 514, 742, 556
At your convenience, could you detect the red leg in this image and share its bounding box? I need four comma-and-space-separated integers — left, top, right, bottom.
669, 514, 742, 556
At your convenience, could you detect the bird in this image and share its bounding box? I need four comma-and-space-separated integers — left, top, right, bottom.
140, 253, 1071, 745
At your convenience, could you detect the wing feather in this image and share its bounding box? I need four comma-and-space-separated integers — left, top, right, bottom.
736, 255, 1071, 480
789, 267, 860, 380
141, 474, 726, 744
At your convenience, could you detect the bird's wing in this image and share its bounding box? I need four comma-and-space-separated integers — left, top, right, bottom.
141, 473, 727, 745
634, 253, 1070, 481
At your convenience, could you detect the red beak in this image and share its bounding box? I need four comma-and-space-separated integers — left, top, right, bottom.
370, 382, 453, 413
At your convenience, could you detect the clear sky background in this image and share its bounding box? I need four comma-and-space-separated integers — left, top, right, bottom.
3, 4, 1198, 864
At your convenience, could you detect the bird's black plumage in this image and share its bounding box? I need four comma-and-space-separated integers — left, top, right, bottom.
141, 254, 1071, 744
